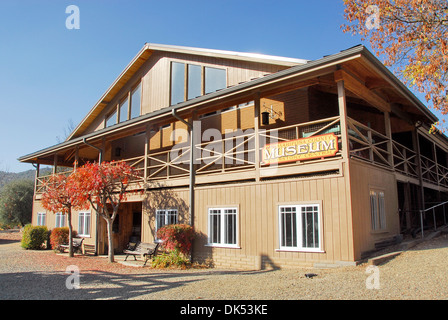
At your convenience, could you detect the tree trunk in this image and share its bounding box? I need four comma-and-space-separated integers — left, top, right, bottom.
68, 211, 74, 258
106, 218, 114, 263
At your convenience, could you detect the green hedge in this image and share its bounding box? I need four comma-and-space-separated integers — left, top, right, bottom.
21, 224, 49, 250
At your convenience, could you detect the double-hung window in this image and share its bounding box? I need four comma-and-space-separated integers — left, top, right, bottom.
55, 213, 66, 228
208, 207, 238, 248
155, 209, 178, 240
370, 189, 386, 231
278, 204, 322, 252
37, 212, 46, 226
78, 212, 91, 237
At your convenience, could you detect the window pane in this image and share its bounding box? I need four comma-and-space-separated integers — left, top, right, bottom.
280, 207, 297, 247
84, 212, 90, 235
119, 97, 129, 123
370, 190, 378, 230
106, 109, 117, 127
78, 214, 84, 234
378, 192, 386, 229
130, 83, 141, 119
171, 62, 185, 105
209, 210, 221, 244
205, 67, 226, 94
224, 209, 237, 245
188, 64, 202, 100
301, 206, 319, 248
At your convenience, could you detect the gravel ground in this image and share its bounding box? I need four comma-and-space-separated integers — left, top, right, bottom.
1, 230, 448, 301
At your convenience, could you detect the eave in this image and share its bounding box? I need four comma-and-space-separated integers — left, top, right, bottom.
19, 45, 440, 165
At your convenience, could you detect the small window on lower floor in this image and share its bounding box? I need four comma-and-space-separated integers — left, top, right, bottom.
155, 209, 178, 241
370, 189, 386, 231
208, 207, 238, 247
278, 204, 322, 251
37, 212, 46, 226
78, 212, 91, 237
55, 213, 66, 228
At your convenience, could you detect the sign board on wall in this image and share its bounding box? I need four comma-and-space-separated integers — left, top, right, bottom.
261, 133, 339, 165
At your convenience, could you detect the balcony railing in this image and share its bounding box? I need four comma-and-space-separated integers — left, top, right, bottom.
34, 115, 448, 194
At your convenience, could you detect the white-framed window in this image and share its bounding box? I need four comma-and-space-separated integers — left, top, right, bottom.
207, 207, 238, 248
155, 209, 178, 240
55, 213, 66, 228
37, 212, 46, 226
78, 212, 91, 237
370, 189, 386, 231
278, 204, 322, 252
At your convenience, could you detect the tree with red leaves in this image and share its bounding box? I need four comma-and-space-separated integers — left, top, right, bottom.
41, 173, 88, 257
72, 161, 138, 263
342, 0, 448, 130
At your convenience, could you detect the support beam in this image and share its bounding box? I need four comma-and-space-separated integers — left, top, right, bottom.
336, 79, 350, 160
172, 109, 196, 226
254, 92, 261, 182
384, 111, 393, 167
334, 69, 391, 113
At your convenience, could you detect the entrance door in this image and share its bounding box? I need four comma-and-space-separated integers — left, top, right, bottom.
131, 210, 142, 242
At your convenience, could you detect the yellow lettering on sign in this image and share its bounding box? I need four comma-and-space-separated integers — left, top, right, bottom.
261, 133, 339, 165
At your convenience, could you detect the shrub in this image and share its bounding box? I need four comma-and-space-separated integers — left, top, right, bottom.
50, 227, 77, 251
156, 224, 195, 256
21, 224, 49, 250
151, 250, 192, 269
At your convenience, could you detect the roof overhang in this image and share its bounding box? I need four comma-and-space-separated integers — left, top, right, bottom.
19, 45, 440, 164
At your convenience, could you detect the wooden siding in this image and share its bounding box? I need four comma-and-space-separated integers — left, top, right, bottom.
349, 159, 400, 260
31, 201, 97, 250
140, 171, 355, 270
82, 51, 286, 136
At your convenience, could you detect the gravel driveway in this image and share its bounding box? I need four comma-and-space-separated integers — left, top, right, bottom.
1, 230, 448, 302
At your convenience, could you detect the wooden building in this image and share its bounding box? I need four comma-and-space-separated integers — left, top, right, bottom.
19, 43, 448, 269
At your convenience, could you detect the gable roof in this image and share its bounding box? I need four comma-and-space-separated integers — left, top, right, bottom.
19, 45, 440, 164
67, 43, 308, 141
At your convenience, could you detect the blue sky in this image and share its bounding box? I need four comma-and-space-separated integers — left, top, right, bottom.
0, 0, 441, 172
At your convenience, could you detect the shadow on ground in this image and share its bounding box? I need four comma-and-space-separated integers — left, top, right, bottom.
0, 268, 274, 300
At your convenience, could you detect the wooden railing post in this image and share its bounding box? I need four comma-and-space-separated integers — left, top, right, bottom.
336, 79, 350, 160
384, 111, 393, 168
254, 92, 261, 182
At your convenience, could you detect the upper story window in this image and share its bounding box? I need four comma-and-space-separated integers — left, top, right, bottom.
105, 82, 142, 128
170, 62, 227, 105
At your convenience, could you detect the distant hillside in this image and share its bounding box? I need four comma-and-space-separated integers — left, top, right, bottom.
0, 168, 52, 191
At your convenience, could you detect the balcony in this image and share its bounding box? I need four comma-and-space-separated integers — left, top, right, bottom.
34, 115, 448, 195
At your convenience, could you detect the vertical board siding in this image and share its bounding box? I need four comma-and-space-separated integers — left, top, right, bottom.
184, 173, 354, 269
349, 160, 400, 260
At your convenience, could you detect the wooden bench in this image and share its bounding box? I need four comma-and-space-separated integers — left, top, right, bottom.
59, 238, 84, 254
123, 241, 160, 266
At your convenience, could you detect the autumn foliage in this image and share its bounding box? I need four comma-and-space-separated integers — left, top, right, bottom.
342, 0, 448, 128
156, 224, 195, 256
41, 172, 88, 257
72, 161, 139, 262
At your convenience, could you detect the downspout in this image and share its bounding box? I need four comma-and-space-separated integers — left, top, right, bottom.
171, 109, 195, 227
82, 138, 103, 255
82, 138, 103, 163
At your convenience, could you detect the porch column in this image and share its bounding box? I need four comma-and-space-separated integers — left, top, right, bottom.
53, 154, 58, 174
144, 125, 151, 185
412, 128, 426, 212
384, 111, 394, 168
254, 92, 261, 181
336, 79, 350, 160
74, 146, 79, 171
